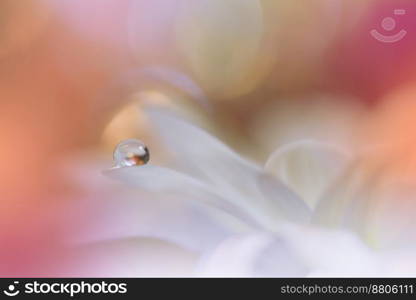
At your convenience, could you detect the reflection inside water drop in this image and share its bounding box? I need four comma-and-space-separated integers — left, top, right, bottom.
113, 139, 150, 167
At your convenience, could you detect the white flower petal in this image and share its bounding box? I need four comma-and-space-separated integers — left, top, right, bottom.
196, 234, 308, 277
265, 140, 350, 208
377, 249, 416, 277
257, 173, 311, 224
198, 226, 378, 277
370, 185, 416, 250
68, 190, 233, 253
145, 107, 309, 227
104, 164, 209, 192
145, 108, 260, 203
145, 107, 260, 175
103, 165, 262, 232
313, 156, 416, 250
63, 158, 252, 253
312, 160, 381, 238
65, 237, 198, 277
278, 225, 378, 277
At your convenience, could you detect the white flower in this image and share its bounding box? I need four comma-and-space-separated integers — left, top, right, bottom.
76, 106, 416, 277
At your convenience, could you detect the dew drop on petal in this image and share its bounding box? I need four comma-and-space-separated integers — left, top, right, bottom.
113, 139, 150, 167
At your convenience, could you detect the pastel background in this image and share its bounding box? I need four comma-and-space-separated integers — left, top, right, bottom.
2, 0, 416, 276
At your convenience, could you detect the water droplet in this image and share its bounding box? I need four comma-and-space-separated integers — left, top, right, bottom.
113, 139, 150, 167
